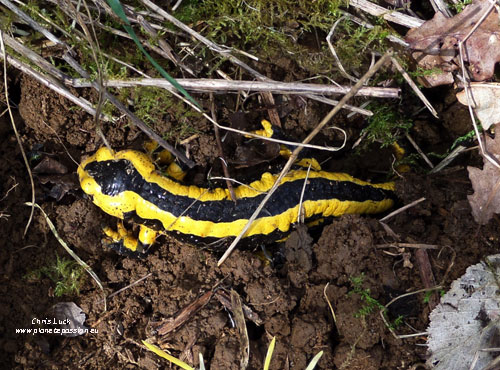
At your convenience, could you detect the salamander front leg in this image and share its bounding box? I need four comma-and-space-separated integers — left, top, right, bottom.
102, 222, 157, 258
143, 141, 188, 181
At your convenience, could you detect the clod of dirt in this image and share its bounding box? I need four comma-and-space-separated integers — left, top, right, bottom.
18, 76, 95, 146
284, 225, 313, 288
467, 134, 500, 224
406, 0, 500, 83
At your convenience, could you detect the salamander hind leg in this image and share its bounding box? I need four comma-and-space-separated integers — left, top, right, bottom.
102, 222, 156, 259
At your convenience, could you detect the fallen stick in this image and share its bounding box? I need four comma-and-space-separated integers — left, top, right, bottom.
349, 0, 425, 29
68, 78, 401, 98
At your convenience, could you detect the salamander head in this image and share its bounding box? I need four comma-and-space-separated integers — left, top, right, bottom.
79, 148, 140, 197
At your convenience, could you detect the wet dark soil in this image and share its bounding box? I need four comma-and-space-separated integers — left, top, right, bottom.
0, 71, 497, 370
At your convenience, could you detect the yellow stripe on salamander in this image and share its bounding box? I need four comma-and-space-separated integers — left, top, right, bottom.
78, 147, 395, 249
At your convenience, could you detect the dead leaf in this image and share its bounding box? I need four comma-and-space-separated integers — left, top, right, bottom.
231, 289, 249, 370
49, 302, 89, 337
33, 156, 68, 174
406, 0, 500, 83
427, 254, 500, 369
467, 134, 500, 224
457, 83, 500, 130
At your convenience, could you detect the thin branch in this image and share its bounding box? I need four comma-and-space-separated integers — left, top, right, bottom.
390, 56, 438, 118
210, 93, 236, 202
0, 52, 110, 121
349, 0, 425, 29
68, 78, 401, 98
379, 197, 426, 222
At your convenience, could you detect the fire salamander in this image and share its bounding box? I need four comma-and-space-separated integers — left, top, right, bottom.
78, 124, 396, 258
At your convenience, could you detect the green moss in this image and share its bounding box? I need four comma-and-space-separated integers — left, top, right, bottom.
132, 86, 201, 142
25, 254, 84, 297
174, 0, 393, 76
451, 0, 472, 12
362, 104, 413, 148
348, 273, 384, 318
349, 273, 405, 330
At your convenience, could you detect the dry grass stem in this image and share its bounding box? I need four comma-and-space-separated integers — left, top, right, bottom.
297, 163, 312, 224
429, 145, 468, 174
2, 0, 196, 167
349, 0, 425, 28
210, 93, 236, 202
323, 283, 339, 335
379, 286, 442, 340
310, 95, 372, 116
0, 31, 35, 236
25, 202, 105, 302
139, 0, 383, 113
379, 197, 426, 222
376, 243, 439, 250
405, 133, 435, 169
457, 1, 500, 170
105, 273, 153, 301
0, 52, 110, 120
327, 16, 359, 83
390, 57, 438, 118
429, 0, 453, 17
206, 176, 266, 194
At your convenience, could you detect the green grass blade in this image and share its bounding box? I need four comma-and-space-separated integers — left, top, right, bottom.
142, 341, 194, 370
305, 351, 324, 370
105, 0, 200, 108
263, 336, 276, 370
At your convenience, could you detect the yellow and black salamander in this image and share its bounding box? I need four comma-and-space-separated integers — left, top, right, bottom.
78, 137, 395, 258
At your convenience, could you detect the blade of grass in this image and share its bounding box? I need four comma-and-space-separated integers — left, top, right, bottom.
142, 340, 195, 370
105, 0, 200, 108
305, 351, 324, 370
263, 337, 276, 370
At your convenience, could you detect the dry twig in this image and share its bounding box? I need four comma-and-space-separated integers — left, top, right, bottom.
379, 197, 426, 222
349, 0, 424, 28
68, 78, 400, 98
154, 291, 213, 336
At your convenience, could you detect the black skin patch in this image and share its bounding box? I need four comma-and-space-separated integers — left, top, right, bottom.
84, 159, 396, 223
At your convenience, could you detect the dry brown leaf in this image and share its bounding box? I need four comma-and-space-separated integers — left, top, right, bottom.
457, 83, 500, 130
468, 134, 500, 224
406, 0, 500, 84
